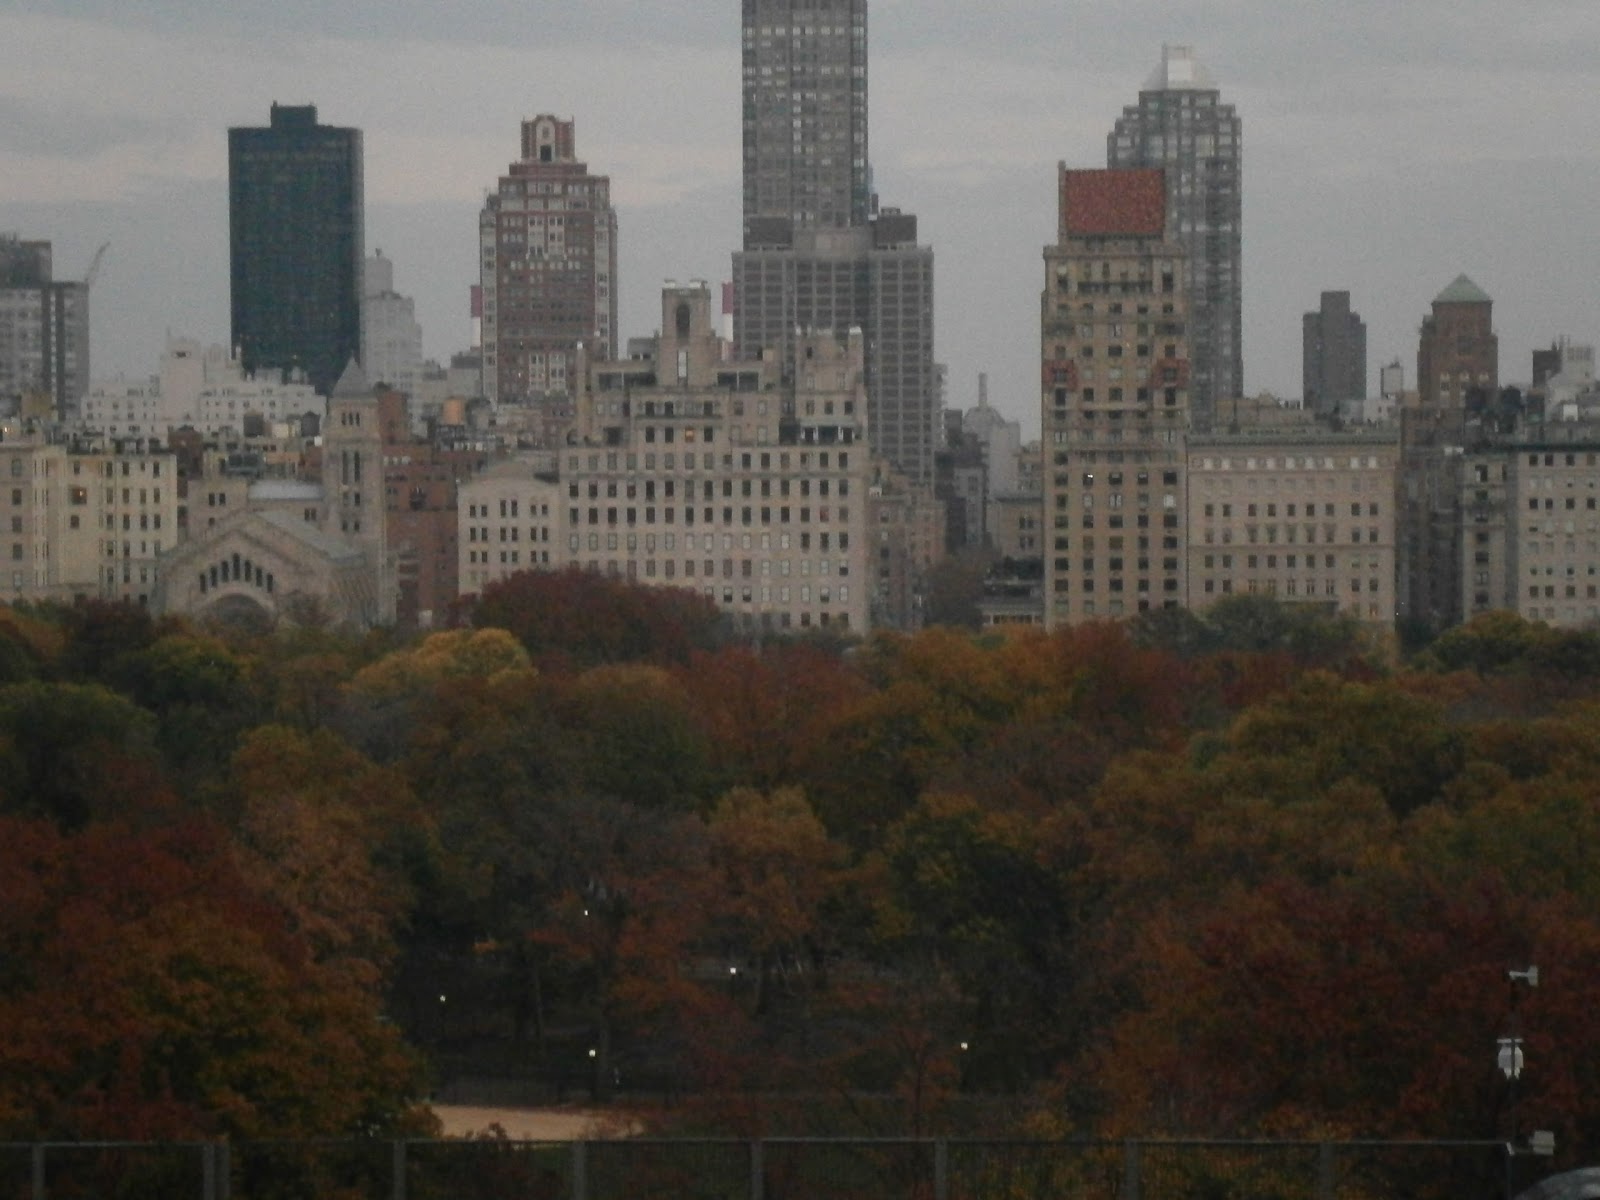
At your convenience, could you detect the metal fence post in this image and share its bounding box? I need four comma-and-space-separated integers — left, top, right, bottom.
31, 1143, 44, 1200
218, 1141, 230, 1200
750, 1139, 764, 1200
1123, 1139, 1141, 1200
1317, 1142, 1334, 1200
391, 1139, 407, 1200
202, 1142, 215, 1200
934, 1139, 948, 1200
571, 1140, 588, 1200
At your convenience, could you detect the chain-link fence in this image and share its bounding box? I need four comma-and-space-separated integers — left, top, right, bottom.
0, 1136, 1556, 1200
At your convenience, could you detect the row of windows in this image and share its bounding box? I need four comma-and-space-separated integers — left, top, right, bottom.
103, 540, 161, 559
1201, 553, 1383, 571
1195, 455, 1385, 472
464, 500, 554, 519
107, 513, 162, 531
1204, 502, 1380, 518
572, 477, 849, 502
1201, 578, 1383, 596
1527, 585, 1600, 599
572, 505, 849, 528
1051, 536, 1181, 553
465, 526, 553, 544
1529, 496, 1598, 511
1068, 578, 1182, 595
1525, 563, 1598, 579
1201, 526, 1385, 545
1058, 557, 1182, 574
465, 550, 554, 567
1068, 514, 1182, 530
565, 530, 847, 556
565, 450, 850, 473
1527, 452, 1600, 468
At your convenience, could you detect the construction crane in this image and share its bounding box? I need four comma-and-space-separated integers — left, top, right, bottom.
83, 242, 108, 289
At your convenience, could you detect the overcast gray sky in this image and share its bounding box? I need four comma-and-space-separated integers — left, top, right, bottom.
4, 1, 1597, 436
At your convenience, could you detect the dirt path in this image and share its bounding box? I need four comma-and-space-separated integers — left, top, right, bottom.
431, 1105, 639, 1141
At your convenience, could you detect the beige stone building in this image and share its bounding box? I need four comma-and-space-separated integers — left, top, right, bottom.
1500, 424, 1600, 626
0, 438, 68, 600
0, 428, 179, 608
458, 456, 563, 598
1186, 429, 1399, 623
459, 284, 874, 633
990, 492, 1043, 562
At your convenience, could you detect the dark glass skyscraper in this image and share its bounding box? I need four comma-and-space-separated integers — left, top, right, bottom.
1108, 46, 1241, 431
733, 0, 937, 485
229, 103, 363, 398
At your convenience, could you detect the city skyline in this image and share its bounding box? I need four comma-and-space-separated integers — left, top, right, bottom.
3, 2, 1598, 434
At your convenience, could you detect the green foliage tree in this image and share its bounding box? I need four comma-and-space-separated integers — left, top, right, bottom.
0, 680, 165, 829
112, 632, 260, 783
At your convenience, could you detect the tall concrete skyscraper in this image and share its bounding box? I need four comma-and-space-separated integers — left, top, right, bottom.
733, 0, 937, 485
0, 235, 90, 418
741, 0, 869, 231
1108, 45, 1241, 431
229, 104, 364, 398
479, 115, 618, 405
1302, 290, 1366, 421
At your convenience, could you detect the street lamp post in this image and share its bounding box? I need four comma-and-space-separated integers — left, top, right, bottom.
1498, 966, 1554, 1200
1499, 1034, 1523, 1200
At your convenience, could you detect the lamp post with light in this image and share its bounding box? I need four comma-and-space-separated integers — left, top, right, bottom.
1498, 967, 1553, 1200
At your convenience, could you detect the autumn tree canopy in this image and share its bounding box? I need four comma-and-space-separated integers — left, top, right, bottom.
6, 588, 1600, 1164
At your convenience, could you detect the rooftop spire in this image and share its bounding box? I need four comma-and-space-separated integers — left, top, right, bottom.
329, 358, 370, 398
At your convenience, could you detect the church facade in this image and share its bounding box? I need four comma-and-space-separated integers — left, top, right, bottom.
153, 361, 393, 629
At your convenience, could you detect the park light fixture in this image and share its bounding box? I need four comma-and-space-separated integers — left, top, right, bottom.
1496, 1037, 1524, 1081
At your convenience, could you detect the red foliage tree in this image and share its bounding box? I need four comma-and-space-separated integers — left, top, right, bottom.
0, 816, 429, 1140
469, 568, 725, 671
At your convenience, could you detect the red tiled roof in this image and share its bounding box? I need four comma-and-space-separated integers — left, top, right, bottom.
1059, 168, 1166, 237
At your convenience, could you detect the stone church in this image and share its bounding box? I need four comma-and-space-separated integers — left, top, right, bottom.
154, 361, 394, 629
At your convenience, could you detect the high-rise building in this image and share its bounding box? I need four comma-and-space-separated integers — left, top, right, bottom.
733, 0, 938, 486
1416, 274, 1497, 409
1302, 290, 1366, 421
741, 0, 870, 231
228, 103, 364, 398
1108, 45, 1241, 430
1041, 167, 1190, 628
0, 235, 90, 418
362, 250, 423, 400
479, 115, 618, 406
1399, 275, 1499, 630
